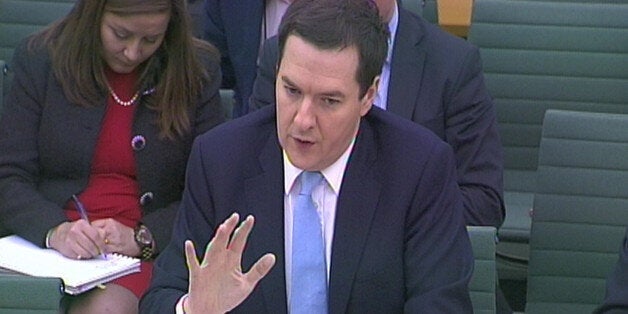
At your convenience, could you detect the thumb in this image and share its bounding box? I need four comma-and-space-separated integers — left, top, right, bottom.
245, 253, 276, 285
184, 240, 200, 275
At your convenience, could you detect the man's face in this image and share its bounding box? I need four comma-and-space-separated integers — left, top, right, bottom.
276, 35, 377, 171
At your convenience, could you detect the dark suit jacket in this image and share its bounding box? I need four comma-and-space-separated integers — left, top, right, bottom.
250, 8, 505, 228
595, 228, 628, 313
203, 0, 264, 118
140, 105, 474, 313
0, 39, 225, 250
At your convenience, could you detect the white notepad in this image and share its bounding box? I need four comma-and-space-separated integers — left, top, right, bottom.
0, 235, 140, 295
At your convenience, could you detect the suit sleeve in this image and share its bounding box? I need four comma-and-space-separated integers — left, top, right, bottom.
249, 36, 278, 111
404, 141, 474, 313
0, 41, 68, 246
140, 137, 220, 313
595, 228, 628, 313
445, 46, 504, 228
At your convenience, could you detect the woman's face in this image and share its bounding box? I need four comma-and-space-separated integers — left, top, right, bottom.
100, 10, 170, 73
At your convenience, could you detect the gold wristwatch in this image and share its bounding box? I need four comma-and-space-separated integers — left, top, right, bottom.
134, 223, 154, 260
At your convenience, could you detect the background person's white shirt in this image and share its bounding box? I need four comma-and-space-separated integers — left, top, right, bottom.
374, 2, 399, 110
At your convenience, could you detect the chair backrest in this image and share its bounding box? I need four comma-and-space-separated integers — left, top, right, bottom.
0, 274, 63, 314
0, 0, 75, 111
468, 226, 497, 314
525, 109, 628, 313
523, 0, 628, 2
422, 0, 439, 23
467, 0, 628, 248
400, 0, 424, 17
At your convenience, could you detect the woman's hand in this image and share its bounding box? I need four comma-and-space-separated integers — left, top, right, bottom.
91, 218, 140, 257
49, 220, 107, 260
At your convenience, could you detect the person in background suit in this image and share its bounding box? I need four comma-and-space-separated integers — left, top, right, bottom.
140, 0, 473, 312
187, 0, 207, 38
202, 0, 292, 118
0, 0, 224, 312
595, 227, 628, 313
251, 0, 505, 229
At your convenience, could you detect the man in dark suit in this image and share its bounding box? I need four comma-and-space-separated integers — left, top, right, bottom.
595, 227, 628, 313
251, 0, 504, 228
202, 0, 267, 118
140, 0, 473, 312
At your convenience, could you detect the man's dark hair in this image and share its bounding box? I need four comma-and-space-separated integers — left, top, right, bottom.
277, 0, 389, 98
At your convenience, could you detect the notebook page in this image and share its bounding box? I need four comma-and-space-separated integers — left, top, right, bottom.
0, 235, 140, 294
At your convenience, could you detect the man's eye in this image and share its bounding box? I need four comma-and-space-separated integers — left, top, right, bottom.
323, 98, 340, 106
285, 86, 300, 96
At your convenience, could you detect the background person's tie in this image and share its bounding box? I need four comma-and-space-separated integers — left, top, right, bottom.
290, 171, 327, 314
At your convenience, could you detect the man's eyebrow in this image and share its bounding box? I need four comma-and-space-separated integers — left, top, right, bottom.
279, 75, 297, 87
280, 75, 345, 98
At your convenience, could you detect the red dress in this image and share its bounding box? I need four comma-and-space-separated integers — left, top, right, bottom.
64, 68, 152, 298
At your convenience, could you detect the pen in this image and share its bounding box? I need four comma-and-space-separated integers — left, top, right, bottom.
71, 195, 107, 259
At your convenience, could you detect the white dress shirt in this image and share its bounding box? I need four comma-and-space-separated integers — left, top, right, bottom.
283, 140, 354, 307
175, 139, 354, 313
374, 2, 399, 110
259, 0, 292, 61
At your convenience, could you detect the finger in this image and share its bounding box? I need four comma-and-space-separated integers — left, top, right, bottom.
70, 222, 102, 258
228, 215, 255, 253
244, 253, 276, 285
80, 223, 107, 256
90, 219, 106, 228
184, 240, 200, 274
202, 213, 240, 263
71, 240, 95, 260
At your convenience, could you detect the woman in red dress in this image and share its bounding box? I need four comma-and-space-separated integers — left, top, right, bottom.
0, 0, 225, 312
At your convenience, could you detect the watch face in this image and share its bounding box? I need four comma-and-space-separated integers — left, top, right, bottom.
137, 226, 153, 245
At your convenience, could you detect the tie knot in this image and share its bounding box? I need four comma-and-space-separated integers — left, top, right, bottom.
299, 171, 323, 196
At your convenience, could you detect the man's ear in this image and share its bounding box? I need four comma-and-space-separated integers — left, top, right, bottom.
360, 76, 379, 116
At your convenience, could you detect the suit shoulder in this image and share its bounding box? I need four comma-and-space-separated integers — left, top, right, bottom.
367, 108, 449, 150
400, 8, 477, 57
196, 105, 276, 147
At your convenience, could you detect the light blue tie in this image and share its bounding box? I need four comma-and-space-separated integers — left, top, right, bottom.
291, 171, 328, 314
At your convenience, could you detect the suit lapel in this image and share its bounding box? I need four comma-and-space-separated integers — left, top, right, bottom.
244, 132, 288, 314
387, 9, 426, 120
328, 121, 381, 314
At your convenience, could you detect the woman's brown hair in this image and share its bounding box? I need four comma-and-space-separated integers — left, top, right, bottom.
28, 0, 218, 139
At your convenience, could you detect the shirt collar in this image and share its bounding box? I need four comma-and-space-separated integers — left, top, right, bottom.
284, 139, 355, 195
386, 2, 400, 64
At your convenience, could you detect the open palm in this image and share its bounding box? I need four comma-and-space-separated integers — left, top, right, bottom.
184, 213, 276, 313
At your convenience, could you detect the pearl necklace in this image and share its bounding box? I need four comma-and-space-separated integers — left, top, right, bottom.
108, 86, 140, 107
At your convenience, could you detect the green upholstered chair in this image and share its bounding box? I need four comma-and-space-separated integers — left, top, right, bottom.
400, 0, 424, 17
468, 226, 497, 314
467, 0, 628, 284
523, 0, 628, 2
422, 0, 438, 24
0, 0, 75, 114
0, 273, 63, 314
525, 109, 628, 313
